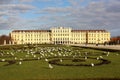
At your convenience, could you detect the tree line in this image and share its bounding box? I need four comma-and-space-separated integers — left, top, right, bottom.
0, 35, 11, 45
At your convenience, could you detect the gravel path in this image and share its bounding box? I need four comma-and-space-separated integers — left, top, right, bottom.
71, 44, 120, 50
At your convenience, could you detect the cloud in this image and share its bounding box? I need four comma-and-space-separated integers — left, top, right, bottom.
33, 0, 120, 36
0, 0, 120, 36
0, 16, 23, 29
36, 0, 61, 2
0, 0, 33, 4
19, 0, 33, 3
0, 0, 36, 30
68, 0, 84, 6
0, 4, 35, 13
38, 6, 72, 14
0, 0, 14, 4
37, 0, 120, 31
106, 4, 120, 13
0, 12, 8, 16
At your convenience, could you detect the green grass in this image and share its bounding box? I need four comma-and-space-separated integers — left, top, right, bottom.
0, 44, 120, 80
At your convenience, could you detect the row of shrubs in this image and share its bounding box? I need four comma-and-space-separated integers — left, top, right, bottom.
48, 57, 111, 67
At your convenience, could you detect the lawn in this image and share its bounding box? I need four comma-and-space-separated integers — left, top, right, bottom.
0, 44, 120, 80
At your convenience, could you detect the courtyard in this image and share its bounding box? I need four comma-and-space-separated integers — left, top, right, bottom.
0, 44, 120, 80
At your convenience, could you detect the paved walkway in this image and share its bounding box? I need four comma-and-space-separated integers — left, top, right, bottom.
72, 44, 120, 51
0, 44, 120, 51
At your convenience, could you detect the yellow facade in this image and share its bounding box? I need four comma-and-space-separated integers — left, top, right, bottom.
86, 30, 110, 44
10, 27, 110, 44
51, 27, 71, 44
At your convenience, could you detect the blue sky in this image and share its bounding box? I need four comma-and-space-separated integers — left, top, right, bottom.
0, 0, 120, 36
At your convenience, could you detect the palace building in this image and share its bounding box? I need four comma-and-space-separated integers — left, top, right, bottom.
10, 27, 110, 44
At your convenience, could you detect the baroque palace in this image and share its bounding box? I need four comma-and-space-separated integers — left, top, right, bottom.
10, 27, 110, 44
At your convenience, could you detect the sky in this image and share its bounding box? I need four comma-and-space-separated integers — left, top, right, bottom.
0, 0, 120, 37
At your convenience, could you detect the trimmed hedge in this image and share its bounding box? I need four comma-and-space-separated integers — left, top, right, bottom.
48, 57, 111, 67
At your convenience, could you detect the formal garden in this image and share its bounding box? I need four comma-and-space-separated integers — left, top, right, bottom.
0, 44, 120, 80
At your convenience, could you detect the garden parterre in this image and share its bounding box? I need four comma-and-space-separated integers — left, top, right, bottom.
0, 44, 120, 80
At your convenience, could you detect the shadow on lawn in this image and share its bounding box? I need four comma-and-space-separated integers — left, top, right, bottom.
42, 66, 51, 69
26, 78, 120, 80
4, 60, 16, 66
